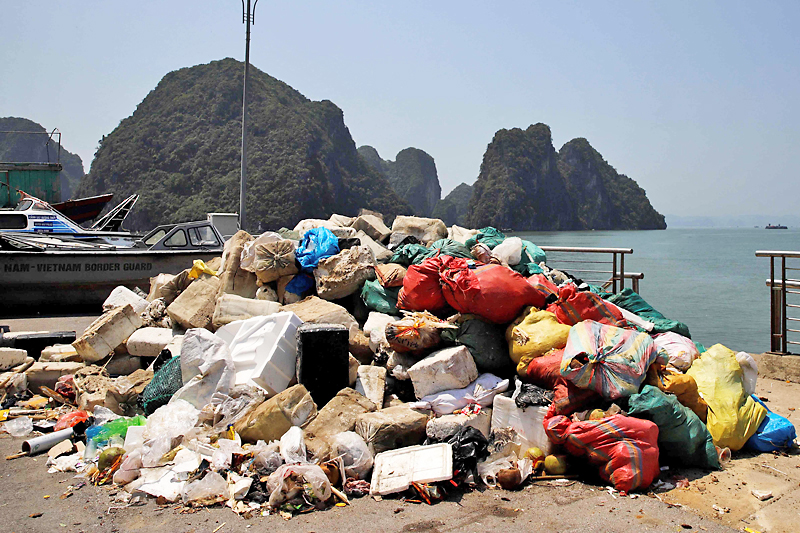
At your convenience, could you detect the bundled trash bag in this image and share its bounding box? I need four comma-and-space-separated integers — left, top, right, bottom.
525, 349, 564, 389
653, 332, 699, 372
440, 259, 546, 324
561, 321, 662, 400
628, 385, 719, 469
645, 364, 708, 422
267, 463, 332, 508
361, 279, 401, 316
440, 314, 509, 373
385, 311, 456, 353
526, 274, 559, 302
397, 256, 450, 312
492, 237, 523, 265
511, 240, 547, 276
605, 288, 691, 338
549, 376, 602, 417
332, 431, 374, 480
296, 227, 340, 272
410, 373, 509, 415
253, 240, 298, 284
389, 243, 434, 266
686, 344, 767, 450
547, 284, 627, 327
429, 239, 472, 259
465, 227, 506, 250
374, 263, 407, 287
545, 414, 660, 493
447, 426, 489, 482
745, 396, 797, 452
278, 273, 315, 304
507, 308, 571, 376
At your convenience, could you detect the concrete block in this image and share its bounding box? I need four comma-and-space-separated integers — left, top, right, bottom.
425, 408, 492, 441
753, 353, 800, 384
407, 346, 479, 399
305, 387, 377, 440
391, 215, 447, 246
355, 405, 429, 454
0, 348, 27, 371
103, 285, 149, 314
349, 330, 374, 365
349, 354, 359, 387
0, 372, 28, 395
126, 327, 175, 358
282, 296, 359, 341
234, 384, 317, 444
352, 214, 391, 242
211, 294, 281, 330
314, 246, 377, 301
72, 304, 143, 363
78, 390, 106, 412
40, 344, 80, 362
166, 275, 221, 330
355, 365, 386, 407
25, 361, 85, 394
354, 230, 392, 262
101, 354, 143, 376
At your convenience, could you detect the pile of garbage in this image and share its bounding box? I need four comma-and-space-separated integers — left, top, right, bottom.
1, 213, 797, 516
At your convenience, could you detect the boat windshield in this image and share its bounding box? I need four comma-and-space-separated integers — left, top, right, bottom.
14, 200, 33, 211
143, 228, 167, 246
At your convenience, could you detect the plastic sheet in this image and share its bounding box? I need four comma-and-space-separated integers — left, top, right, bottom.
171, 328, 235, 410
3, 416, 33, 437
279, 426, 308, 464
182, 472, 227, 504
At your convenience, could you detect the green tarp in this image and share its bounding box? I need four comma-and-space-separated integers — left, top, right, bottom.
605, 288, 691, 338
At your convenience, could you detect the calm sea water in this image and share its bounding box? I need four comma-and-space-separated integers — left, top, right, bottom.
515, 228, 800, 354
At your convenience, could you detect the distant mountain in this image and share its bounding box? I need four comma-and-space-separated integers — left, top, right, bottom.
77, 58, 411, 231
0, 117, 85, 200
466, 123, 665, 231
432, 183, 473, 226
559, 138, 666, 230
358, 145, 441, 217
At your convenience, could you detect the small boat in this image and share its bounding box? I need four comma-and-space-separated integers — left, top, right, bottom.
0, 219, 225, 309
0, 193, 140, 246
765, 224, 788, 230
50, 193, 115, 224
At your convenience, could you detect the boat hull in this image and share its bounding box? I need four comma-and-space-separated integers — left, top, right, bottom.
0, 249, 219, 310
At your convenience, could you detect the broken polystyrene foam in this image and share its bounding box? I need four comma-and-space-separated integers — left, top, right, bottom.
490, 394, 553, 455
370, 443, 453, 496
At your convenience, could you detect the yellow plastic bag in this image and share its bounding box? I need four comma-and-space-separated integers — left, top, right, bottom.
506, 307, 571, 376
686, 344, 767, 450
188, 259, 218, 279
646, 365, 708, 422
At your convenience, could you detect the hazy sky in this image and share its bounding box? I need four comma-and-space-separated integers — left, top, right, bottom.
2, 1, 799, 216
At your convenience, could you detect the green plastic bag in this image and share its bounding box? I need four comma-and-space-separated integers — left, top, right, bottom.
140, 356, 184, 416
628, 385, 720, 469
86, 415, 147, 446
605, 288, 691, 338
388, 244, 434, 266
440, 315, 510, 373
465, 227, 506, 250
511, 240, 546, 276
361, 279, 400, 315
429, 239, 472, 260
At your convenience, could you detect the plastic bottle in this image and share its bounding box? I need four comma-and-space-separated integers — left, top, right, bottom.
86, 415, 146, 446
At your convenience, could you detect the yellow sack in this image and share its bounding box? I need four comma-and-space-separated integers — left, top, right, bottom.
646, 365, 708, 422
188, 259, 218, 279
506, 307, 571, 376
686, 344, 767, 450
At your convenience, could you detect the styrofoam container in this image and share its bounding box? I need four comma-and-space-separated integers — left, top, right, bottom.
215, 312, 303, 396
370, 443, 453, 496
490, 394, 553, 455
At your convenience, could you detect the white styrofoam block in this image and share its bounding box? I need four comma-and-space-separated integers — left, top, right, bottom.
0, 348, 27, 371
407, 346, 478, 399
491, 394, 553, 455
216, 312, 303, 396
355, 365, 386, 407
426, 409, 492, 441
72, 304, 143, 363
103, 286, 149, 315
126, 327, 176, 357
370, 443, 453, 496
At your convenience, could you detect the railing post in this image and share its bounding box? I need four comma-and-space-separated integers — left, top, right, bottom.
611, 253, 618, 294
620, 252, 625, 293
782, 256, 788, 354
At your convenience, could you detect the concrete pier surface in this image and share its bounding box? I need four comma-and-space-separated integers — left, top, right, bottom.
1, 314, 799, 532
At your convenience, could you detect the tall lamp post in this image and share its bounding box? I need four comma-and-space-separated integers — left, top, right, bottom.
240, 0, 259, 231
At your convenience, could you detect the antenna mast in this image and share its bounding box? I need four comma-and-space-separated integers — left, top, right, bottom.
240, 0, 259, 231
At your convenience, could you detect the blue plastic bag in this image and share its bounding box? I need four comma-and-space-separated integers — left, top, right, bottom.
284, 273, 315, 299
296, 227, 340, 272
745, 395, 797, 452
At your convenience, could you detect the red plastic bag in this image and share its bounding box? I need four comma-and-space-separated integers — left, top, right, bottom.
54, 410, 90, 432
525, 349, 564, 389
548, 377, 602, 417
546, 284, 626, 327
439, 259, 546, 324
527, 274, 558, 301
545, 414, 660, 493
397, 256, 450, 312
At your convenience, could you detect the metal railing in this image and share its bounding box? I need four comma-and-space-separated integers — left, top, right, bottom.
539, 246, 635, 294
756, 250, 800, 354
